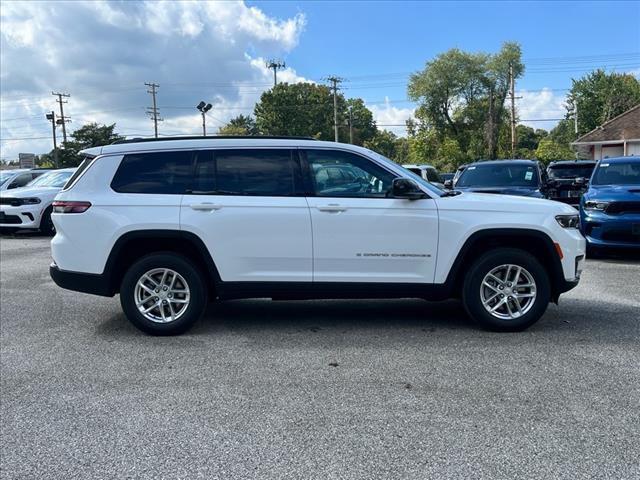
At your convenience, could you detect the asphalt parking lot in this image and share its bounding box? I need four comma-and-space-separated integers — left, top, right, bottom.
1, 234, 639, 479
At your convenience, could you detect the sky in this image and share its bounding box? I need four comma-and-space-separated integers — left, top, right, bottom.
1, 0, 639, 160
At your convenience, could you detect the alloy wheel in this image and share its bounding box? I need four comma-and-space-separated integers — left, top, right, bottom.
480, 264, 537, 320
134, 268, 191, 323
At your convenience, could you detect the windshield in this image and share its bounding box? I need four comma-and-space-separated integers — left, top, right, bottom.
456, 163, 539, 188
591, 160, 640, 185
548, 165, 595, 179
27, 170, 74, 188
0, 171, 16, 186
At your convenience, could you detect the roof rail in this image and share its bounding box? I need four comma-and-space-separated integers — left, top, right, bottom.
111, 135, 318, 145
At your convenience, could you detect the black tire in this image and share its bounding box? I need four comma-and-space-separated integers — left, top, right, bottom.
462, 248, 551, 332
39, 206, 55, 236
120, 253, 207, 335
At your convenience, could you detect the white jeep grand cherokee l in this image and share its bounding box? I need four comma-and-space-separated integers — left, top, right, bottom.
50, 137, 585, 335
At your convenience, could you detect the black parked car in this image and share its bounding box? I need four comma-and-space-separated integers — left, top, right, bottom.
449, 159, 551, 198
546, 160, 596, 206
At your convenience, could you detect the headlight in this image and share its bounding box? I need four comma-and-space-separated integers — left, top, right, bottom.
23, 197, 41, 205
584, 200, 609, 211
555, 214, 579, 228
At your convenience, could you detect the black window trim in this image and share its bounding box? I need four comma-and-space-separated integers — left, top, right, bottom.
299, 147, 401, 199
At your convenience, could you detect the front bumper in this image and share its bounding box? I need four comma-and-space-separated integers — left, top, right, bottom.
580, 211, 640, 249
0, 204, 43, 229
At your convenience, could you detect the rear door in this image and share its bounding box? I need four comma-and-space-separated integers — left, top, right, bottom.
180, 148, 312, 282
302, 148, 439, 283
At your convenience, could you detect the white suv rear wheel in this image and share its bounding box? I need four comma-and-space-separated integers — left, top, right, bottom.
120, 253, 207, 335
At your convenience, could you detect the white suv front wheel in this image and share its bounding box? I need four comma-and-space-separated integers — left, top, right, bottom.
120, 253, 207, 335
462, 248, 551, 332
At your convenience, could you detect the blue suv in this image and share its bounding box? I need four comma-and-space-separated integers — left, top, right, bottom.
451, 160, 549, 198
580, 156, 640, 251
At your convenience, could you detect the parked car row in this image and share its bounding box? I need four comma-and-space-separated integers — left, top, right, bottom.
417, 157, 638, 252
0, 168, 77, 235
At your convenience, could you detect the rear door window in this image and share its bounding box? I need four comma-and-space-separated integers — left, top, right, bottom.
111, 151, 193, 194
196, 149, 299, 196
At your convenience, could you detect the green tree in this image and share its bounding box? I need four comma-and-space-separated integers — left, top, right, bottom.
535, 139, 575, 163
497, 124, 548, 159
40, 123, 124, 167
567, 69, 640, 137
254, 83, 377, 144
364, 130, 399, 160
345, 98, 377, 145
408, 42, 524, 161
218, 114, 259, 135
255, 83, 343, 140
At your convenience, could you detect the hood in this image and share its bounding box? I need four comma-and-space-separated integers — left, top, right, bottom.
0, 186, 62, 200
584, 184, 640, 202
438, 191, 577, 215
454, 186, 543, 197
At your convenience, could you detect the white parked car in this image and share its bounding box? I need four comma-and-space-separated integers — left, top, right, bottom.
0, 168, 76, 235
50, 137, 585, 335
402, 164, 445, 189
0, 168, 51, 191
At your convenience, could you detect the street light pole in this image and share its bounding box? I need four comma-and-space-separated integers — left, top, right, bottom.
45, 111, 59, 168
196, 101, 213, 136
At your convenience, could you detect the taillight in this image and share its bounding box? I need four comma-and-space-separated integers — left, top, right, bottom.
52, 201, 92, 213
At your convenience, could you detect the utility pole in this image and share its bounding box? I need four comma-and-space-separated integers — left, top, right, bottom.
196, 101, 212, 136
507, 63, 522, 157
574, 102, 579, 138
266, 59, 285, 87
45, 111, 59, 168
326, 76, 343, 142
145, 82, 161, 138
348, 105, 354, 144
52, 92, 70, 143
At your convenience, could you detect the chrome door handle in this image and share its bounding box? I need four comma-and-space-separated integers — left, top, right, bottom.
190, 203, 222, 211
316, 205, 347, 212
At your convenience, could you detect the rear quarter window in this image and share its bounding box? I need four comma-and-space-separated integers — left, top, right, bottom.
111, 151, 193, 194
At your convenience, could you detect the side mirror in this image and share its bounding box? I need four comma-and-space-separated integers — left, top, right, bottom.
443, 179, 453, 189
392, 178, 426, 200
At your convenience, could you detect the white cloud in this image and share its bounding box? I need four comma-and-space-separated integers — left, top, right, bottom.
516, 88, 566, 131
368, 98, 415, 137
0, 0, 307, 159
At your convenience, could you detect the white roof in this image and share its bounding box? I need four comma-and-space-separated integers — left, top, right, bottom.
81, 138, 372, 157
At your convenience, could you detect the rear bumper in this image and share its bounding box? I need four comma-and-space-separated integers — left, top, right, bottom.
50, 263, 114, 297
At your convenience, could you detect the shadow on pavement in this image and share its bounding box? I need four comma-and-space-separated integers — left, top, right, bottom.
95, 294, 639, 344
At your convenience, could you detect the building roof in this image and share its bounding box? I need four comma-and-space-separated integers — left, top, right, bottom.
573, 104, 640, 145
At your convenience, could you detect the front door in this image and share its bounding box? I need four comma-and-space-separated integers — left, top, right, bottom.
180, 148, 312, 282
302, 148, 439, 283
